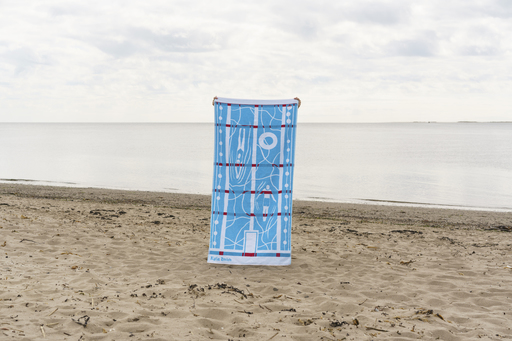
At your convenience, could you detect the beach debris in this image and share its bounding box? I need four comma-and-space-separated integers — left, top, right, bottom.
329, 320, 348, 327
48, 308, 58, 316
188, 284, 205, 298
486, 225, 512, 232
439, 237, 457, 244
284, 294, 300, 302
260, 304, 272, 312
400, 260, 414, 265
19, 239, 37, 243
1, 241, 5, 247
416, 309, 433, 315
391, 230, 422, 235
472, 242, 498, 248
210, 283, 248, 299
72, 315, 90, 327
188, 283, 249, 299
352, 318, 360, 326
40, 325, 46, 338
61, 251, 81, 257
281, 308, 296, 312
267, 332, 279, 340
298, 318, 314, 326
366, 326, 388, 332
345, 228, 368, 237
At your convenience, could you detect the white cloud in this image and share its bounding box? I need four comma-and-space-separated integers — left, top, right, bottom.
384, 31, 439, 57
0, 0, 511, 122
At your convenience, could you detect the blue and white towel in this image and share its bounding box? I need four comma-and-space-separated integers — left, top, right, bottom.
208, 98, 299, 265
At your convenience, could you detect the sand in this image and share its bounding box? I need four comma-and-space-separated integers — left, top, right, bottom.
1, 183, 512, 341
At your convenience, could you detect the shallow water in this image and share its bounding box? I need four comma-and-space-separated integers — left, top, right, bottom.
1, 122, 511, 211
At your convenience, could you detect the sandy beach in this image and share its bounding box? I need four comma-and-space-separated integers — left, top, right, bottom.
1, 183, 512, 340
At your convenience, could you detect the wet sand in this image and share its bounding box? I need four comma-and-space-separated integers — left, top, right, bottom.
1, 183, 512, 340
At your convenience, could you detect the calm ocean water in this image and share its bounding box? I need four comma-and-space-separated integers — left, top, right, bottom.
1, 123, 511, 211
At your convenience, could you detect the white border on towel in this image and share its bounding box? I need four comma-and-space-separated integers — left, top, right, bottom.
215, 97, 298, 105
208, 255, 291, 266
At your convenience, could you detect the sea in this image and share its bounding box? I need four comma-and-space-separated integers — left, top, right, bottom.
1, 123, 511, 212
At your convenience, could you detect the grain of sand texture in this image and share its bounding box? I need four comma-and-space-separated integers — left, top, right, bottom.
1, 184, 512, 341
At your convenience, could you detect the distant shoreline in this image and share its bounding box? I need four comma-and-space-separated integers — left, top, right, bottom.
1, 180, 511, 213
0, 179, 508, 214
2, 183, 512, 220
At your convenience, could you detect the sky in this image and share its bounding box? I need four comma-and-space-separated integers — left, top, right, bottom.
0, 0, 511, 123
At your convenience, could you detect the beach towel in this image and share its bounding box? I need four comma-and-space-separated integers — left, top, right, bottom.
208, 97, 299, 265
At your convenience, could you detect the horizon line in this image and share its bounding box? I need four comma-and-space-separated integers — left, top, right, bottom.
1, 121, 511, 124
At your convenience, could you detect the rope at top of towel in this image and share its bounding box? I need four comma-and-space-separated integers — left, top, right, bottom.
212, 96, 301, 108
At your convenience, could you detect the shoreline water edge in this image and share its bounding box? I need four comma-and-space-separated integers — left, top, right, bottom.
1, 179, 511, 213
1, 183, 512, 340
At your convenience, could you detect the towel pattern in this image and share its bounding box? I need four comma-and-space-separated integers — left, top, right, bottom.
208, 98, 299, 265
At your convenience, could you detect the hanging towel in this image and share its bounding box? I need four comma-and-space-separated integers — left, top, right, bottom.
208, 97, 299, 265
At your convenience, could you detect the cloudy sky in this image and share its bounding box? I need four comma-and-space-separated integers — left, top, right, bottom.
1, 0, 511, 123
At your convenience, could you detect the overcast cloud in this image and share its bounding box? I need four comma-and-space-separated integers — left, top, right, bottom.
0, 0, 510, 122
